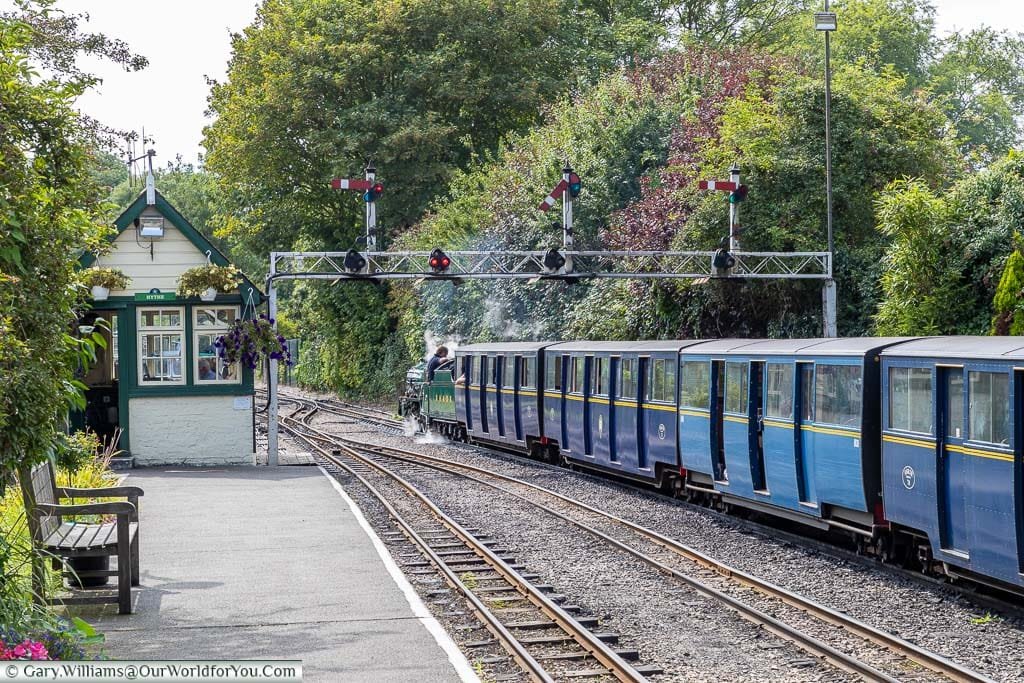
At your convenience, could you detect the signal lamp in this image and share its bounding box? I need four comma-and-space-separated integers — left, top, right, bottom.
363, 182, 384, 202
729, 184, 748, 204
543, 248, 566, 273
428, 248, 451, 274
344, 249, 367, 273
568, 173, 582, 198
712, 248, 736, 271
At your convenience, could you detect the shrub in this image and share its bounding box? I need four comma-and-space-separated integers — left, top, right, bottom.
80, 268, 129, 290
177, 264, 240, 297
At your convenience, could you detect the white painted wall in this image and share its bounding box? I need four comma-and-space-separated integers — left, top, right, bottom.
93, 206, 211, 296
129, 395, 254, 465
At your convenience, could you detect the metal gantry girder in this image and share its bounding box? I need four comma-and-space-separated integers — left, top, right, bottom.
264, 247, 833, 466
269, 250, 832, 281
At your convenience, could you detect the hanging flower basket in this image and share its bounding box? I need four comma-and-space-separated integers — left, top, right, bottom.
215, 314, 292, 370
199, 287, 218, 302
177, 264, 241, 299
80, 267, 130, 300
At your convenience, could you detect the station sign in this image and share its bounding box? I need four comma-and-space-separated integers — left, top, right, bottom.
134, 291, 176, 302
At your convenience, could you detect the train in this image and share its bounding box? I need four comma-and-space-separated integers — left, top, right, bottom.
399, 337, 1024, 594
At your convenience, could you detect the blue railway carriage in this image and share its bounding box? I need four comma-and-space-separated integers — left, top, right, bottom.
454, 342, 552, 450
678, 338, 913, 535
541, 341, 705, 485
880, 337, 1024, 590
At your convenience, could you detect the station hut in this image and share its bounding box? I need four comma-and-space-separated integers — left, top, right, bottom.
75, 187, 263, 466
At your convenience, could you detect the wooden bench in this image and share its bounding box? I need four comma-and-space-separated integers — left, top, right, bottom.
18, 460, 143, 614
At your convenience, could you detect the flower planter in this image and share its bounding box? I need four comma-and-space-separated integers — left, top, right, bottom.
67, 555, 109, 588
90, 285, 110, 301
200, 287, 218, 302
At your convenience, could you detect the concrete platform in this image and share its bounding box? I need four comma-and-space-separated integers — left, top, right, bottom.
82, 466, 477, 682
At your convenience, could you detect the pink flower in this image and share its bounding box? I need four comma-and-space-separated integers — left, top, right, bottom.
11, 644, 27, 658
28, 642, 48, 660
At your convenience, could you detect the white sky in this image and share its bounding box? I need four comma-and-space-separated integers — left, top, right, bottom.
28, 1, 1024, 165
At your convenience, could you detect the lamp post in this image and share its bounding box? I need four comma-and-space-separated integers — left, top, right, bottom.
816, 4, 838, 337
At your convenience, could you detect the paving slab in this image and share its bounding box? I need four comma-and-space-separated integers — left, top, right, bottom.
80, 466, 476, 683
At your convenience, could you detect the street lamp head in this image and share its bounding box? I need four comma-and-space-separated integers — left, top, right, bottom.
814, 11, 837, 31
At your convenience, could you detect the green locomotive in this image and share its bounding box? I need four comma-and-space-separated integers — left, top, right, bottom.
397, 359, 462, 438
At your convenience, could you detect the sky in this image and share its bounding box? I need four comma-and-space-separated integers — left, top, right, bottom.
35, 0, 1024, 166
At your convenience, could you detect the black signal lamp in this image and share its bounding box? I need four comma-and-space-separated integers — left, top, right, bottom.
543, 248, 566, 273
428, 248, 451, 274
344, 248, 366, 273
729, 184, 748, 204
712, 248, 736, 270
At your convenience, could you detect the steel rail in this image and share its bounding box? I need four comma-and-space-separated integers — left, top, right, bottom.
279, 403, 647, 683
298, 403, 992, 683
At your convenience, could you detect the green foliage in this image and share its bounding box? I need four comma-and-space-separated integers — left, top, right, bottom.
79, 267, 129, 290
176, 264, 241, 297
0, 2, 127, 475
874, 154, 1024, 335
991, 246, 1024, 335
873, 178, 971, 334
927, 29, 1024, 163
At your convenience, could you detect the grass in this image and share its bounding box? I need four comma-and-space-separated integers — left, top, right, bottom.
460, 571, 478, 590
970, 613, 996, 625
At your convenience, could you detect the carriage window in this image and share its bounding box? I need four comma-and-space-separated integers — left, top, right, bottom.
725, 362, 748, 414
648, 358, 676, 403
521, 356, 536, 389
570, 357, 586, 393
619, 358, 637, 399
680, 360, 710, 409
592, 358, 609, 395
800, 365, 814, 421
947, 372, 964, 439
503, 356, 515, 388
471, 356, 480, 384
489, 357, 499, 386
888, 367, 932, 434
815, 364, 862, 428
765, 363, 794, 419
969, 371, 1009, 445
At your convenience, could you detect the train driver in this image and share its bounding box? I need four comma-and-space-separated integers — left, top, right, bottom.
426, 345, 449, 382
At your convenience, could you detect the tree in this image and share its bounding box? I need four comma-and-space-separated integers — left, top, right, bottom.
991, 245, 1024, 335
204, 0, 672, 395
0, 0, 145, 475
927, 29, 1024, 163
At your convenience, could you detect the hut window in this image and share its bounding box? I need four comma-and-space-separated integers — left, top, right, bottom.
194, 306, 241, 384
138, 307, 184, 385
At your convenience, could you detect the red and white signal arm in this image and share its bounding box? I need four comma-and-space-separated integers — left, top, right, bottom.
698, 180, 739, 192
331, 178, 373, 191
539, 179, 569, 212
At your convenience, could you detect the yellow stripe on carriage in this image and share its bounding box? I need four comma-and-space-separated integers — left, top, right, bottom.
803, 424, 859, 438
762, 419, 794, 429
882, 434, 933, 448
679, 408, 709, 418
945, 443, 1014, 462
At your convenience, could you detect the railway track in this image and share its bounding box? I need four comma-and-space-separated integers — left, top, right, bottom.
277, 399, 654, 682
299, 390, 1024, 613
276, 393, 995, 683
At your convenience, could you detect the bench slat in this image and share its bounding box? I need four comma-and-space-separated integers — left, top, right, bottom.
43, 522, 136, 550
